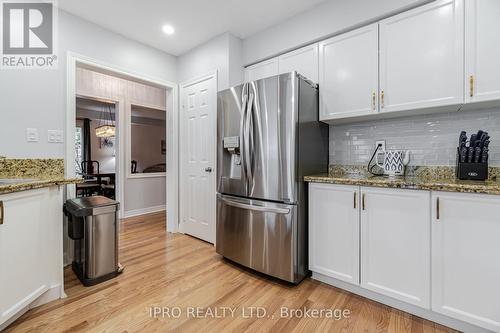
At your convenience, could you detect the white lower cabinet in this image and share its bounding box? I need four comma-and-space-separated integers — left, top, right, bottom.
432, 192, 500, 332
309, 183, 359, 284
360, 187, 431, 308
0, 188, 63, 329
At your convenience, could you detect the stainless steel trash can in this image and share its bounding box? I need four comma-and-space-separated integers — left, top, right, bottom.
64, 196, 122, 286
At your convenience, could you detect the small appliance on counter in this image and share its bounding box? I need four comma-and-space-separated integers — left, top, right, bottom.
368, 146, 410, 177
456, 130, 490, 180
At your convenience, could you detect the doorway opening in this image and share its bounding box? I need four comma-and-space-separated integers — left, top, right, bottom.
75, 97, 118, 200
66, 54, 179, 238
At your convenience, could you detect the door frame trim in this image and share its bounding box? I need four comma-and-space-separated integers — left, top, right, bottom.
65, 51, 179, 234
179, 71, 218, 243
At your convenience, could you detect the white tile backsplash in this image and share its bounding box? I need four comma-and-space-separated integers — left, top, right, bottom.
329, 108, 500, 166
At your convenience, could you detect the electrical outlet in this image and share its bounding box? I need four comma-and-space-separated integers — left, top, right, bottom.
376, 140, 386, 151
26, 128, 39, 142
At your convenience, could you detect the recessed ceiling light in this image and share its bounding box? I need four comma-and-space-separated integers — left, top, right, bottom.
162, 24, 175, 35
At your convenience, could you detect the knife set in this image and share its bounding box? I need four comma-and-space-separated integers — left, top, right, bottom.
456, 130, 489, 180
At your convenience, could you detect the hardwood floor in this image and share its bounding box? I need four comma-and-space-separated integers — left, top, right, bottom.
5, 212, 458, 333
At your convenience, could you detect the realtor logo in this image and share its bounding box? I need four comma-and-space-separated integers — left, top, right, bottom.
1, 0, 58, 69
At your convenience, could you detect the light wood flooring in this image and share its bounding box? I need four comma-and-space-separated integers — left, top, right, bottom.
5, 212, 458, 333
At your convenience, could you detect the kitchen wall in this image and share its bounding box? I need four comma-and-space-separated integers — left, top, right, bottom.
0, 9, 176, 159
242, 0, 431, 65
178, 32, 243, 90
330, 108, 500, 167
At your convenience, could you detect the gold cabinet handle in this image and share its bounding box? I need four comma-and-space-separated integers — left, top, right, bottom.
362, 193, 366, 211
372, 92, 376, 111
0, 201, 3, 225
436, 197, 440, 221
380, 90, 385, 108
354, 191, 357, 209
469, 75, 474, 97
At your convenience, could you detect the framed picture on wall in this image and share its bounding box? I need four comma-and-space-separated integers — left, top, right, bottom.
161, 140, 166, 155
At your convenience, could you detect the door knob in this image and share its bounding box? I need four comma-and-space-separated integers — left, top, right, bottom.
205, 167, 213, 172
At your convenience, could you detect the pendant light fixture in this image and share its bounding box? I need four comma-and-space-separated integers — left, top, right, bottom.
95, 103, 116, 138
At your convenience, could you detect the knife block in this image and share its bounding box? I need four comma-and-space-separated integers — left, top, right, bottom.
456, 148, 488, 181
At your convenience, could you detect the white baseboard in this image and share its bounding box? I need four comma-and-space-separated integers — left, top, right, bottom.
312, 272, 491, 333
123, 205, 166, 218
0, 284, 62, 331
30, 284, 62, 308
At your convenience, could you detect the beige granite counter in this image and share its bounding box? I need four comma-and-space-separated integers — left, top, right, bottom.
0, 177, 83, 195
0, 158, 82, 195
304, 165, 500, 195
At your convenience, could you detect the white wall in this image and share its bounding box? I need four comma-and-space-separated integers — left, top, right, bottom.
0, 9, 176, 158
178, 32, 243, 90
242, 0, 431, 65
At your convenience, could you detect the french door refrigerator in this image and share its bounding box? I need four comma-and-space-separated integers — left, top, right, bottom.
216, 72, 329, 283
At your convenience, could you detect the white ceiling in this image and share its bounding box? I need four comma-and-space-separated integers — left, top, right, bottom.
57, 0, 327, 56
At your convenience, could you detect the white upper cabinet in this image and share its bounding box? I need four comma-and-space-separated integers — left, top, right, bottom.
465, 0, 500, 104
360, 187, 431, 309
278, 44, 319, 83
431, 192, 500, 332
319, 24, 379, 120
379, 0, 464, 113
244, 58, 278, 82
309, 183, 360, 285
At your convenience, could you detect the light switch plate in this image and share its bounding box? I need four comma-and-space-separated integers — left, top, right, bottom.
48, 130, 64, 143
26, 128, 39, 142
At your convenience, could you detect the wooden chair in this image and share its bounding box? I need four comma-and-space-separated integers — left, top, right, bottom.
131, 160, 138, 174
77, 160, 102, 197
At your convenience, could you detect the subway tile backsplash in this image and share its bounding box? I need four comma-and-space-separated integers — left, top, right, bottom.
329, 107, 500, 167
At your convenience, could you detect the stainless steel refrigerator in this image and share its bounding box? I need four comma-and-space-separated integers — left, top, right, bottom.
216, 72, 329, 283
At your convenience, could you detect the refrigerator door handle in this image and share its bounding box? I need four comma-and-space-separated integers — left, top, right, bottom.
220, 196, 290, 214
244, 84, 255, 188
240, 83, 249, 190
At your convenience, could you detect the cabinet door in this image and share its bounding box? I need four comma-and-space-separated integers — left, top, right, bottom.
465, 0, 500, 103
360, 187, 430, 308
379, 0, 464, 113
309, 183, 360, 285
278, 44, 319, 83
319, 24, 379, 120
432, 192, 500, 332
244, 58, 278, 82
0, 189, 49, 327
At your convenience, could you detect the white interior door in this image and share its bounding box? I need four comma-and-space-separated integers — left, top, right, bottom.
180, 73, 217, 243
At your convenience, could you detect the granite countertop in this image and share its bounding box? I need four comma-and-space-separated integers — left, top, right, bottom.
0, 177, 83, 195
0, 158, 82, 195
304, 165, 500, 195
